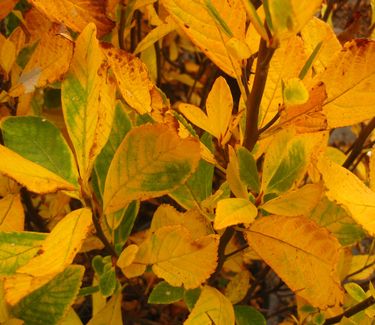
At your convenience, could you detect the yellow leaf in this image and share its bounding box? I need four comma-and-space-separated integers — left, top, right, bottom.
370, 148, 375, 191
255, 36, 308, 128
184, 286, 235, 325
9, 24, 73, 97
128, 225, 219, 288
0, 37, 16, 75
346, 255, 375, 281
134, 16, 177, 54
179, 76, 232, 143
226, 146, 248, 199
246, 215, 343, 308
0, 145, 76, 194
117, 244, 139, 270
318, 156, 375, 236
103, 124, 200, 214
224, 270, 251, 304
162, 0, 246, 77
87, 293, 123, 325
261, 184, 323, 216
0, 194, 24, 232
301, 17, 341, 74
103, 45, 153, 115
151, 204, 212, 239
214, 198, 257, 230
316, 39, 375, 128
267, 0, 323, 41
62, 23, 116, 188
16, 208, 92, 277
28, 0, 114, 37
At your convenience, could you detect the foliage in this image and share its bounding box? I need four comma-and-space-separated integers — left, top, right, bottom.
0, 0, 375, 324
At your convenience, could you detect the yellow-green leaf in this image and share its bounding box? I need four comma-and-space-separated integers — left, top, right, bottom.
162, 0, 246, 77
87, 293, 123, 325
103, 124, 200, 214
316, 39, 375, 128
125, 225, 219, 289
0, 194, 24, 232
318, 156, 375, 236
283, 77, 309, 105
246, 215, 343, 308
0, 145, 76, 194
214, 198, 257, 230
185, 286, 235, 325
261, 184, 322, 216
28, 0, 114, 37
224, 270, 251, 304
103, 45, 153, 115
62, 23, 116, 188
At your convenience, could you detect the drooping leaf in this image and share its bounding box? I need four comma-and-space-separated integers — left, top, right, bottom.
87, 293, 123, 325
184, 286, 235, 325
62, 23, 116, 189
261, 184, 322, 216
1, 116, 79, 188
0, 194, 24, 232
162, 0, 246, 77
28, 0, 115, 37
234, 305, 266, 325
237, 147, 260, 193
318, 157, 375, 236
226, 146, 248, 199
9, 24, 73, 97
12, 266, 84, 325
103, 45, 154, 115
103, 124, 200, 214
246, 215, 343, 308
122, 225, 219, 289
148, 281, 184, 304
179, 77, 233, 143
316, 39, 375, 128
0, 145, 76, 194
0, 232, 46, 275
214, 198, 257, 230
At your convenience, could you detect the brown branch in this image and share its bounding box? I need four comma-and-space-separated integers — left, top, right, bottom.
343, 260, 375, 282
343, 117, 375, 168
118, 1, 127, 50
323, 296, 375, 325
243, 38, 275, 151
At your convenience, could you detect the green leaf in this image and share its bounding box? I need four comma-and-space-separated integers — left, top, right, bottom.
237, 147, 260, 193
148, 281, 184, 304
1, 116, 78, 188
170, 133, 214, 209
13, 265, 84, 325
184, 288, 201, 311
0, 232, 46, 275
99, 264, 117, 298
234, 305, 266, 325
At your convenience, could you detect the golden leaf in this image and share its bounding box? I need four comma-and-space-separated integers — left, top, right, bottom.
0, 194, 24, 232
246, 215, 343, 308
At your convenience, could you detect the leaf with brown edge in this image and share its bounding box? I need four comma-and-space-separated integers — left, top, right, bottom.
9, 24, 73, 97
103, 124, 201, 214
103, 45, 154, 115
316, 39, 375, 128
123, 225, 219, 289
28, 0, 114, 37
246, 215, 343, 309
0, 145, 76, 194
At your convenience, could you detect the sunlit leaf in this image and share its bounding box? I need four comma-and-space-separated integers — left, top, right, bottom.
214, 198, 257, 230
28, 0, 115, 37
104, 124, 200, 214
103, 45, 153, 115
0, 145, 76, 194
62, 23, 116, 188
246, 215, 343, 308
261, 184, 322, 216
162, 0, 246, 77
316, 39, 375, 128
9, 24, 73, 97
87, 293, 123, 325
184, 286, 235, 325
12, 266, 84, 325
0, 194, 24, 232
124, 225, 219, 289
1, 116, 79, 188
318, 157, 375, 236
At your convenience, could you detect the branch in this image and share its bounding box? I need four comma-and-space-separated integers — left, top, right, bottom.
243, 38, 275, 151
323, 296, 375, 325
343, 117, 375, 168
